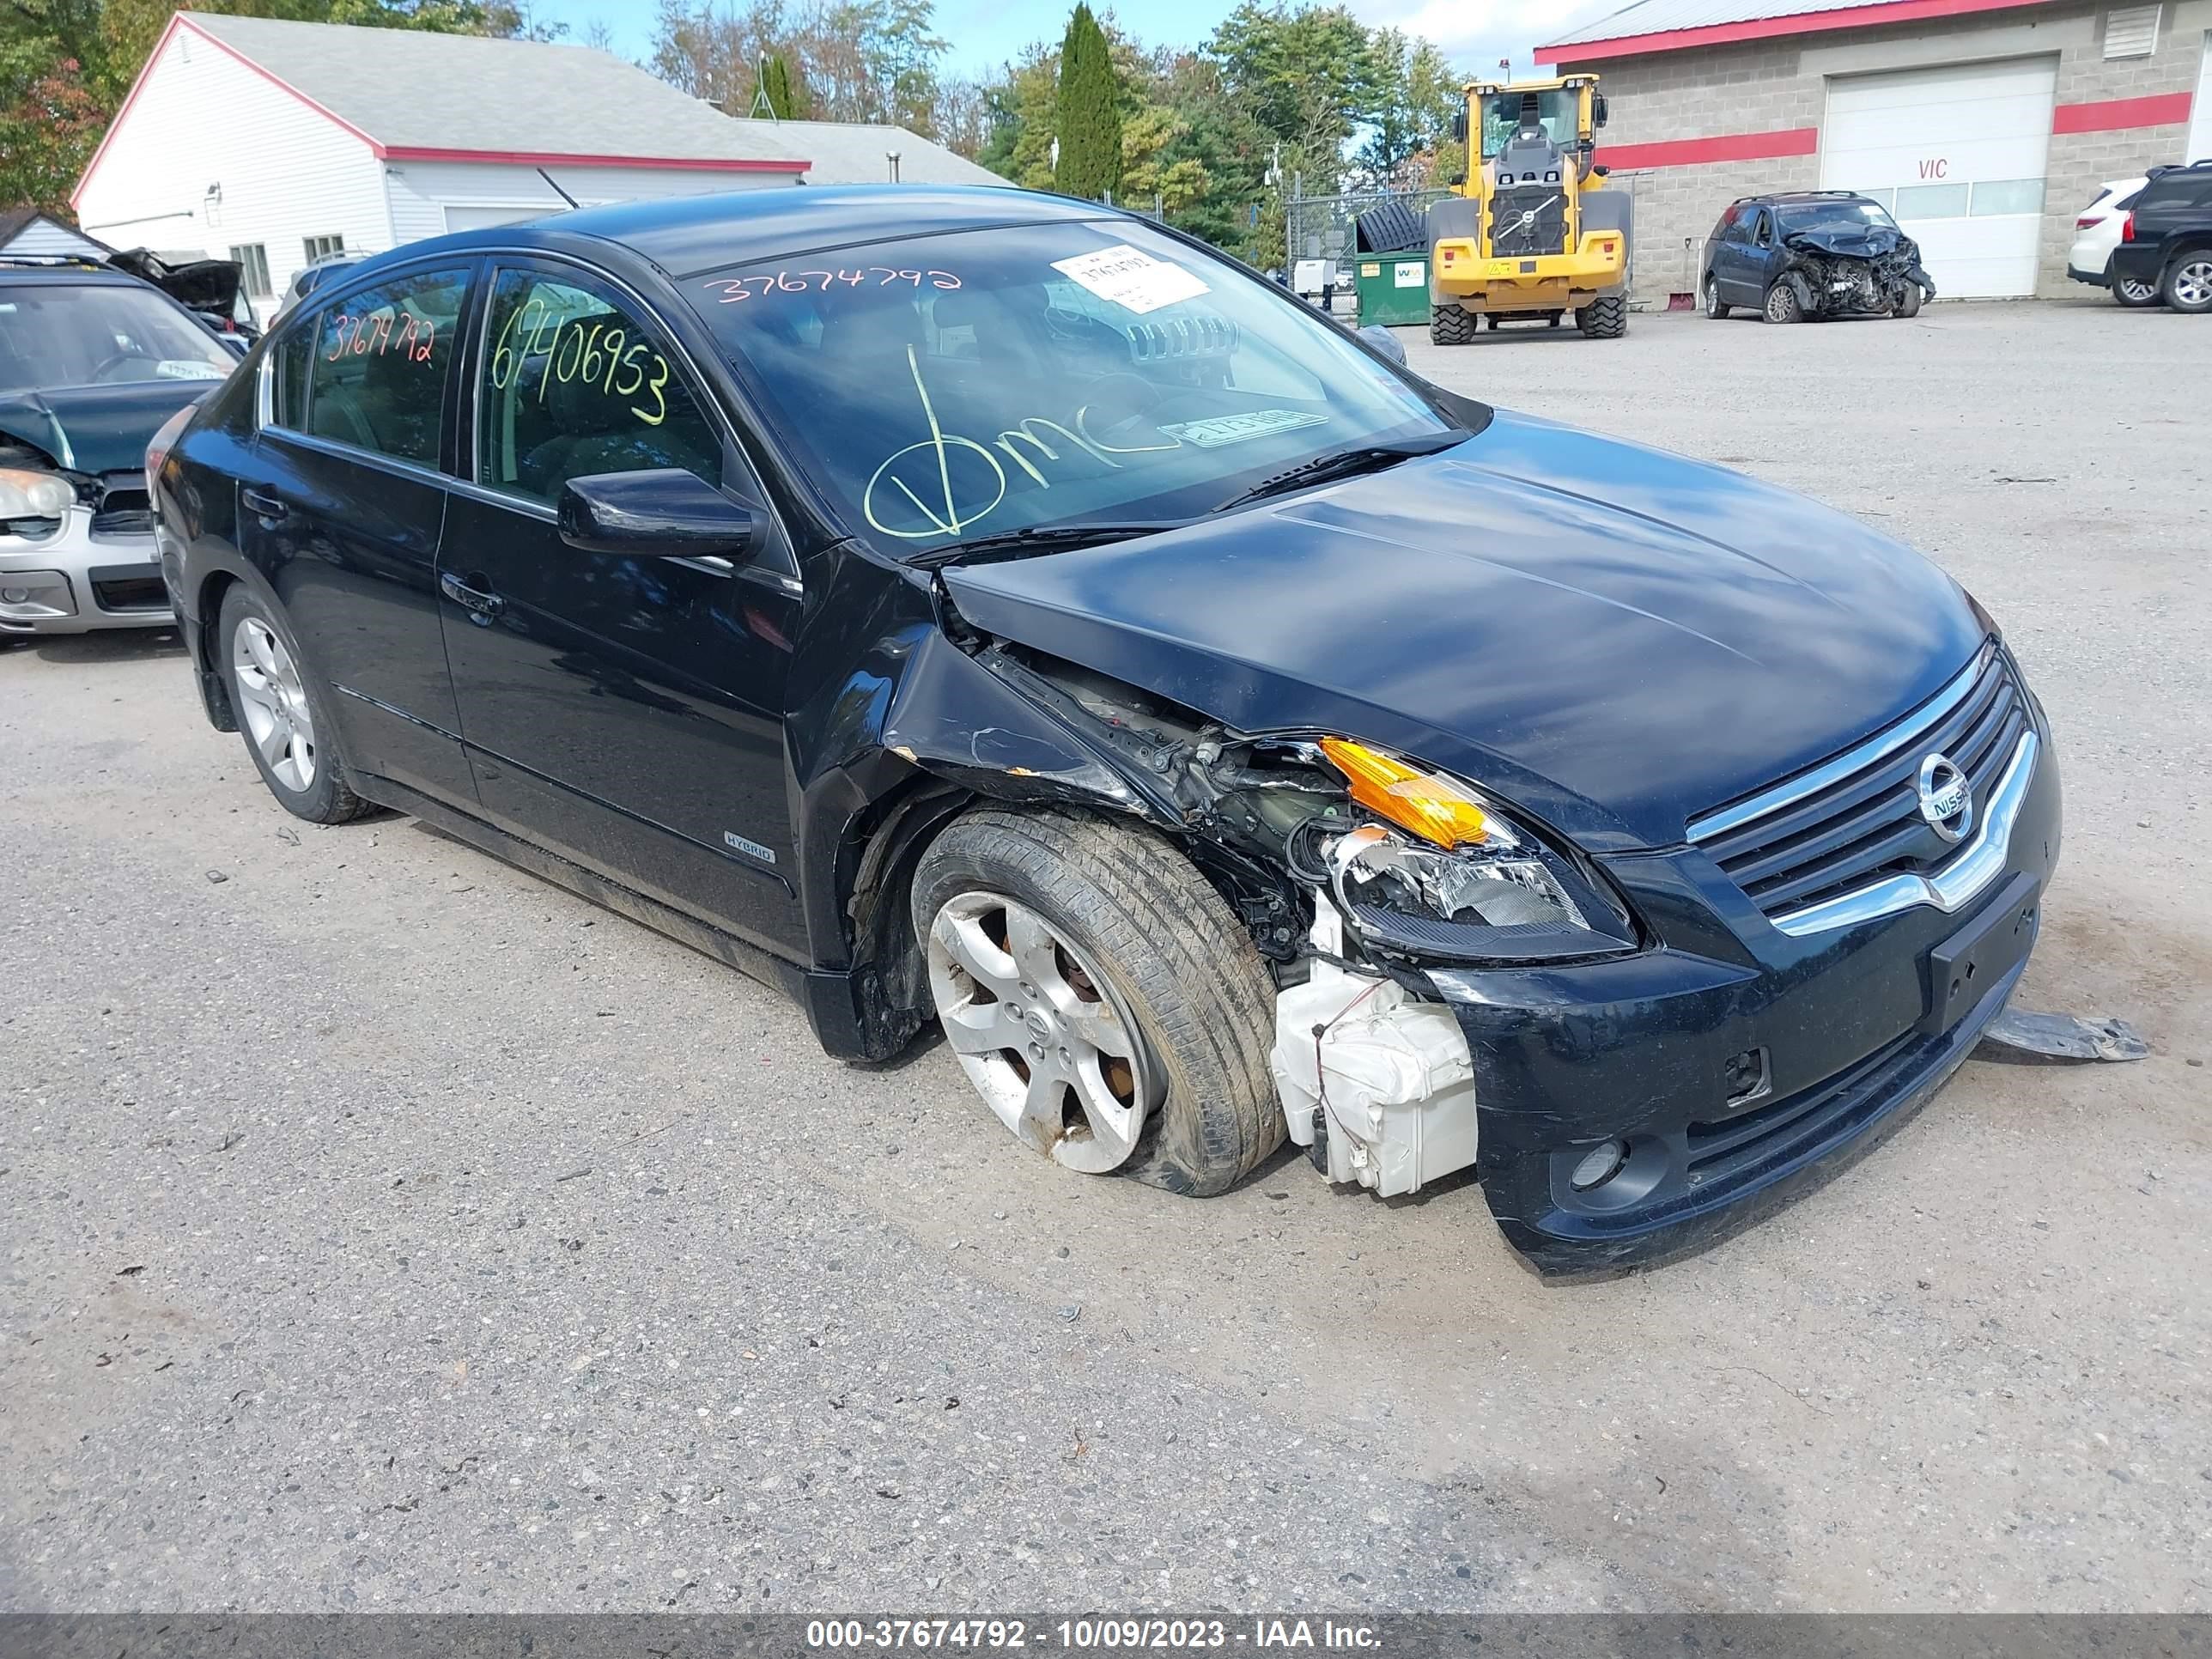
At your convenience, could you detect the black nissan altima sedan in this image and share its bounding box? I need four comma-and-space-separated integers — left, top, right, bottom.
152, 185, 2060, 1269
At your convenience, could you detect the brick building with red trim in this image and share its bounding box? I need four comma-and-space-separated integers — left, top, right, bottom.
1537, 0, 2210, 301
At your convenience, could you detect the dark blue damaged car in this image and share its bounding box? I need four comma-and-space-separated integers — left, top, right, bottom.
153, 186, 2059, 1269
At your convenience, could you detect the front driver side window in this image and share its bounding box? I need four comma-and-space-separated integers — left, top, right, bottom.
477, 267, 720, 507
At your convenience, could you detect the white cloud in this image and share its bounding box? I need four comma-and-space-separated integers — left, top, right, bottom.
1349, 0, 1625, 61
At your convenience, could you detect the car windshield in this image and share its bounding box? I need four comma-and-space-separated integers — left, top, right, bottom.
1481, 89, 1578, 157
0, 283, 233, 395
687, 221, 1455, 557
1777, 199, 1899, 234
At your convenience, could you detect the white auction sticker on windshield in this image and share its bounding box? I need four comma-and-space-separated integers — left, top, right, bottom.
1158, 410, 1329, 449
1050, 244, 1210, 314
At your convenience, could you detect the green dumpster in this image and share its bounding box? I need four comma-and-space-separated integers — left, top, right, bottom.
1356, 252, 1429, 326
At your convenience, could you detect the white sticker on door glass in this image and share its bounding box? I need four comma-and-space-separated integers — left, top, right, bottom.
1049, 245, 1211, 314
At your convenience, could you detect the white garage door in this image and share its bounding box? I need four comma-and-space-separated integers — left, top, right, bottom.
1820, 58, 2058, 299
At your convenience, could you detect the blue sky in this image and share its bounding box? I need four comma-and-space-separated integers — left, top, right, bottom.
526, 0, 1615, 83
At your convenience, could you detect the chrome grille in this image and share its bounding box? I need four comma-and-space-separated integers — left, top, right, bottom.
1690, 646, 2027, 923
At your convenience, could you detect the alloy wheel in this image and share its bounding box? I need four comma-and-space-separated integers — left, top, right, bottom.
2116, 277, 2159, 306
231, 616, 317, 793
926, 890, 1162, 1173
2172, 259, 2212, 310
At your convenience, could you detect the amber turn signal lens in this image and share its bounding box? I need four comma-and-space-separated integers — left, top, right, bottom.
1319, 738, 1491, 848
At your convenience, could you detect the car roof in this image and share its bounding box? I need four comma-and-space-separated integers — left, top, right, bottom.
349, 184, 1125, 286
1731, 191, 1876, 208
0, 260, 150, 290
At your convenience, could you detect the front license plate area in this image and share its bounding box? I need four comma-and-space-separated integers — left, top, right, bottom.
1922, 872, 2040, 1035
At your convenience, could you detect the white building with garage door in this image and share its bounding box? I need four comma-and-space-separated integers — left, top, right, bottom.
1538, 0, 2212, 302
70, 13, 820, 313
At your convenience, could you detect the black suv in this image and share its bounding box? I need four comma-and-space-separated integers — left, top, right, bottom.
2109, 161, 2212, 313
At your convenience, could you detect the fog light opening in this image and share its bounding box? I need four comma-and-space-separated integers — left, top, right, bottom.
1, 587, 27, 604
1569, 1139, 1629, 1193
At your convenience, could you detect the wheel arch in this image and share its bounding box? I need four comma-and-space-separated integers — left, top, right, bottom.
192, 566, 245, 731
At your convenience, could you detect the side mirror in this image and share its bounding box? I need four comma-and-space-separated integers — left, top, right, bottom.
1358, 324, 1407, 367
1450, 106, 1468, 146
1592, 94, 1609, 128
557, 469, 760, 561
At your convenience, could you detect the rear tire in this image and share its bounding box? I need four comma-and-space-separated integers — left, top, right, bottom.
1703, 277, 1729, 319
911, 809, 1285, 1197
1430, 302, 1476, 344
2160, 253, 2212, 313
217, 584, 377, 825
1576, 294, 1627, 337
1762, 281, 1803, 325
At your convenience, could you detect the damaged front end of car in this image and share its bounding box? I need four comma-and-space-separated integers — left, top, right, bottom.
1778, 228, 1935, 318
869, 631, 1640, 1210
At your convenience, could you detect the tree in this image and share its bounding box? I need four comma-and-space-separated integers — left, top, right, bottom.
759, 51, 806, 118
1204, 2, 1382, 170
1356, 31, 1463, 186
975, 44, 1057, 189
1053, 3, 1119, 200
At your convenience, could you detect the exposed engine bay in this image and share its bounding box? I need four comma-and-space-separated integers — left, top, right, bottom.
1778, 231, 1936, 319
975, 643, 1640, 1197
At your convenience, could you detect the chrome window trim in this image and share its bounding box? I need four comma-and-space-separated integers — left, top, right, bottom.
1768, 729, 2038, 939
259, 425, 455, 495
1686, 643, 1995, 845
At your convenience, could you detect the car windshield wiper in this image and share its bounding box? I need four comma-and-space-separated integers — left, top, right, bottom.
906, 520, 1188, 569
1210, 432, 1468, 514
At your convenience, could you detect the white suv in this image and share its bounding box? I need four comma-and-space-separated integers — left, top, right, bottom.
2067, 178, 2156, 306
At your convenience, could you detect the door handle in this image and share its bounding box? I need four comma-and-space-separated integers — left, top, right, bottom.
439, 569, 506, 620
241, 487, 289, 522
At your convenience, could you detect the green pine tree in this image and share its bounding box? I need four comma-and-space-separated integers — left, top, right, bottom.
761, 54, 798, 120
1054, 4, 1121, 201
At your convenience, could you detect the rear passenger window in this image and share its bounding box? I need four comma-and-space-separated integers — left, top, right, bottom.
477, 267, 720, 507
303, 268, 468, 467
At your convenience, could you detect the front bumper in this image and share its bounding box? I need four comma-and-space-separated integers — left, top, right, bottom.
1432, 232, 1627, 302
2107, 245, 2163, 289
0, 507, 175, 635
1430, 697, 2062, 1271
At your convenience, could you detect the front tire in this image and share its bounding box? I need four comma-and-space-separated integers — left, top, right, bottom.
912, 809, 1284, 1197
1430, 302, 1476, 344
1576, 294, 1627, 337
1893, 283, 1923, 319
1703, 277, 1730, 319
2160, 253, 2212, 313
2112, 274, 2160, 307
218, 584, 375, 824
1763, 280, 1804, 325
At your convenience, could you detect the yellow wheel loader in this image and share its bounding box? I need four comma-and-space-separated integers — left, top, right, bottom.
1428, 76, 1632, 341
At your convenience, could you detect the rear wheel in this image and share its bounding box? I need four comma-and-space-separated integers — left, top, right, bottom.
1703, 277, 1730, 319
1762, 281, 1803, 325
1576, 294, 1627, 337
218, 584, 376, 824
1430, 302, 1476, 344
2161, 254, 2212, 313
2112, 274, 2160, 307
912, 809, 1284, 1197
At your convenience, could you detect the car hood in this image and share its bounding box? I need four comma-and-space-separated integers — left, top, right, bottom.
940, 410, 1985, 853
106, 248, 245, 313
0, 380, 216, 477
1782, 224, 1913, 259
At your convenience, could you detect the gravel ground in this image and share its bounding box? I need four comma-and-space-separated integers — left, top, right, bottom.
3, 300, 2207, 1616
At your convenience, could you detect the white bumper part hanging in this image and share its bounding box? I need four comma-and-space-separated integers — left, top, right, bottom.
1269, 905, 1480, 1197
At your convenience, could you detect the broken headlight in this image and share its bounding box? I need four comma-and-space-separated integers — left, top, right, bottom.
1307, 741, 1638, 965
